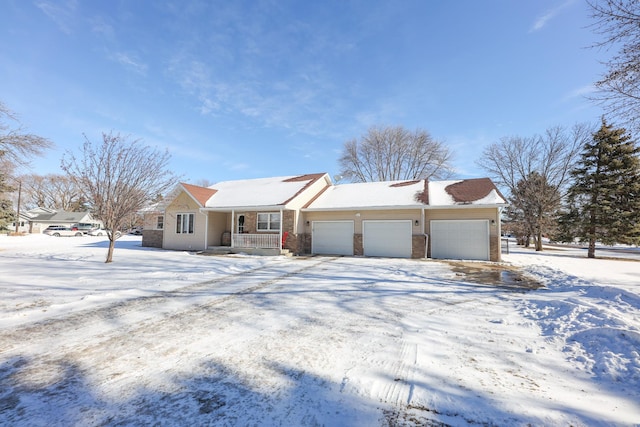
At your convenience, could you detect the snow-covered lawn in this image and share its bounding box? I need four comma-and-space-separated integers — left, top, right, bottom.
0, 234, 638, 426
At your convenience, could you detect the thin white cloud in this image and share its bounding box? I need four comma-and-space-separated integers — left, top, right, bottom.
530, 0, 575, 33
563, 84, 597, 101
110, 52, 148, 75
90, 17, 115, 40
35, 0, 78, 34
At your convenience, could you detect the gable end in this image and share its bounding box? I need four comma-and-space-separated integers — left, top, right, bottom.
181, 183, 218, 207
281, 173, 327, 205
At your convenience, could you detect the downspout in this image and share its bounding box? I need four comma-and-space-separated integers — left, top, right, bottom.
498, 206, 503, 261
422, 208, 427, 259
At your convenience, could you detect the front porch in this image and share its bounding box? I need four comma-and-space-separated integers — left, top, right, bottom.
233, 233, 282, 249
204, 209, 295, 254
201, 245, 291, 257
202, 231, 291, 256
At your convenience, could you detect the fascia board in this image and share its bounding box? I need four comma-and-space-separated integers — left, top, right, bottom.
425, 203, 508, 210
200, 205, 287, 212
302, 205, 426, 212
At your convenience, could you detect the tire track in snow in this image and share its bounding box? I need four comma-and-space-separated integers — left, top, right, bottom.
0, 256, 337, 356
0, 256, 342, 426
378, 340, 418, 406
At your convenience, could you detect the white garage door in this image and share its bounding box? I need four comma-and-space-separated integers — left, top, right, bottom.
363, 220, 412, 258
430, 220, 489, 260
312, 221, 354, 255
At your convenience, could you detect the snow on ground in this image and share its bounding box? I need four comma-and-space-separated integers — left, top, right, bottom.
0, 234, 638, 426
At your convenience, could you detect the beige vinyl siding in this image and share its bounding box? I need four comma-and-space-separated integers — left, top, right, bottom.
163, 191, 208, 251
303, 209, 423, 234
285, 175, 331, 234
206, 212, 228, 247
143, 213, 163, 230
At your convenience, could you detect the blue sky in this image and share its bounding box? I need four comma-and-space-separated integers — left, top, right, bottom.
1, 0, 605, 184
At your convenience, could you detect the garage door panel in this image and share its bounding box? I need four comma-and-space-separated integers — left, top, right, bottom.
431, 220, 489, 261
312, 221, 354, 255
363, 220, 412, 258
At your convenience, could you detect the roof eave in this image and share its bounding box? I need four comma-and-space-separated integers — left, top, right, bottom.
201, 204, 288, 212
427, 203, 507, 210
303, 204, 427, 212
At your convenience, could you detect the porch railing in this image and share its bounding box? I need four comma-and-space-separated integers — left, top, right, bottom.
232, 233, 280, 249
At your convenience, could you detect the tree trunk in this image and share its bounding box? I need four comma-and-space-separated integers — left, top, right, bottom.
535, 228, 543, 251
588, 237, 596, 258
105, 237, 116, 263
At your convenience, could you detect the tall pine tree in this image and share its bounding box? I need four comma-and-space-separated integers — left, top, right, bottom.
0, 154, 16, 231
563, 119, 640, 257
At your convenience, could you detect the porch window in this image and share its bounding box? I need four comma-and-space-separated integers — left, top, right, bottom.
257, 213, 280, 231
156, 215, 164, 230
176, 213, 194, 234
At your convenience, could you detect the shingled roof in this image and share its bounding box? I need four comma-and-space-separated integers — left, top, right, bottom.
180, 183, 218, 207
180, 173, 329, 209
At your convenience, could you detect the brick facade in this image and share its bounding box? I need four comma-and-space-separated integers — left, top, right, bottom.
299, 233, 312, 254
412, 234, 427, 259
490, 234, 500, 262
353, 234, 363, 256
142, 230, 163, 248
282, 211, 296, 252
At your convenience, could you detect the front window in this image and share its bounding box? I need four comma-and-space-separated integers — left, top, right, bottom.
257, 213, 280, 231
176, 213, 194, 234
156, 215, 164, 230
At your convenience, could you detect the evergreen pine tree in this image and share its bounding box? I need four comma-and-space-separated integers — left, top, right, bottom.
564, 119, 640, 257
0, 167, 15, 231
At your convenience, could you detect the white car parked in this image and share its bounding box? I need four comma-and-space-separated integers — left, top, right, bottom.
43, 226, 84, 237
88, 228, 122, 238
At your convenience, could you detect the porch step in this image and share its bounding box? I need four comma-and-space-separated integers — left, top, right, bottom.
200, 247, 233, 255
200, 247, 291, 257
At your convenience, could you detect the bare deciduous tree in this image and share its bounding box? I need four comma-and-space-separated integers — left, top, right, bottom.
477, 125, 591, 251
61, 132, 177, 263
588, 0, 640, 132
338, 125, 453, 182
1, 101, 52, 231
19, 173, 84, 211
0, 101, 52, 168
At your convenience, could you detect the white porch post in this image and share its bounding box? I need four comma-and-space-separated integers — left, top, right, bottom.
203, 210, 208, 250
279, 208, 283, 250
230, 209, 235, 248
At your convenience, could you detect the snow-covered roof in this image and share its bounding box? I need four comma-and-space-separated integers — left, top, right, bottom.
304, 180, 427, 210
178, 174, 505, 211
182, 173, 328, 209
24, 209, 94, 223
304, 177, 506, 211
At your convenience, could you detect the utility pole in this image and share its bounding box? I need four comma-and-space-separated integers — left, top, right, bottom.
14, 180, 21, 234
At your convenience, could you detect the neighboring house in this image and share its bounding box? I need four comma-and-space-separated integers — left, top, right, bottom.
146, 173, 507, 261
140, 202, 165, 248
10, 211, 33, 233
19, 208, 102, 233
